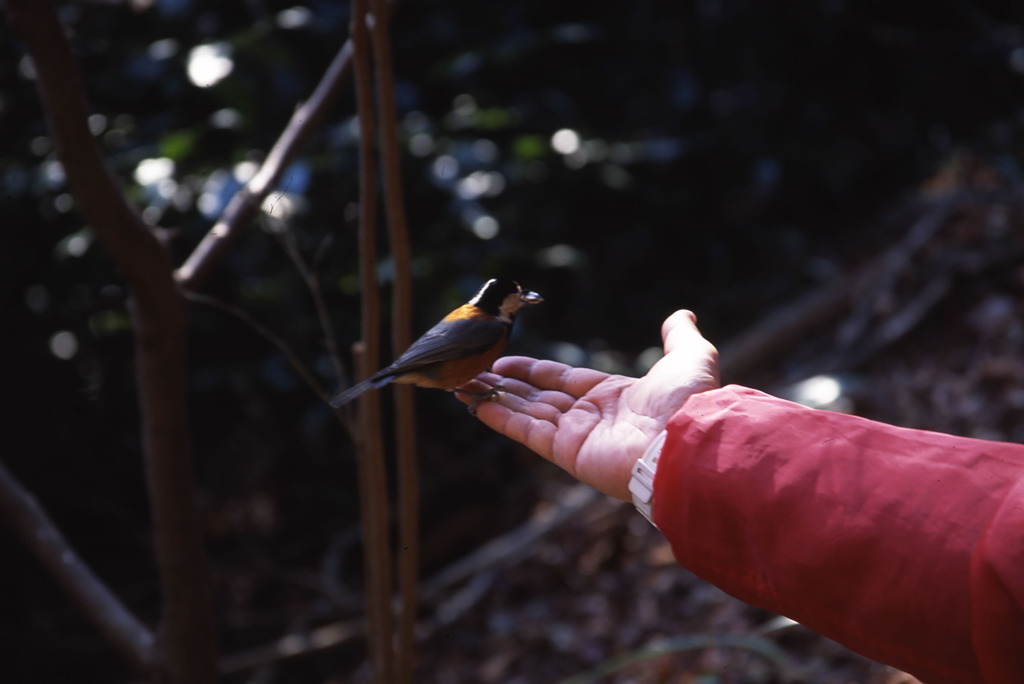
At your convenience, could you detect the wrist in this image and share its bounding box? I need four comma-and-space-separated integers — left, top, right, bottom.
628, 430, 667, 527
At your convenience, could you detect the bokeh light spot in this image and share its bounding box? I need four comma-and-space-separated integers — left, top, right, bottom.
187, 43, 234, 87
134, 157, 175, 186
471, 215, 499, 240
551, 128, 580, 155
49, 331, 78, 360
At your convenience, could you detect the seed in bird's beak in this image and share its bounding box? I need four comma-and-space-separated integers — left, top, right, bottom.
521, 290, 543, 305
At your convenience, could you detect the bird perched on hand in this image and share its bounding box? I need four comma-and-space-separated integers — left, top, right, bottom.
329, 278, 543, 413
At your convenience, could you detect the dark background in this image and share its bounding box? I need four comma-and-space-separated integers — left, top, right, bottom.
4, 0, 1024, 681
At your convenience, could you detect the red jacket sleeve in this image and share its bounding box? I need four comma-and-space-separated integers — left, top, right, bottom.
651, 385, 1024, 684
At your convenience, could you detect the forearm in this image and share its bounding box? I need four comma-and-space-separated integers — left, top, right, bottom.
652, 385, 1024, 684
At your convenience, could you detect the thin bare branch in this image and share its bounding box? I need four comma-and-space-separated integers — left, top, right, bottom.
174, 0, 401, 293
218, 616, 367, 675
306, 252, 348, 384
0, 458, 156, 671
174, 41, 354, 291
184, 289, 331, 403
264, 217, 347, 388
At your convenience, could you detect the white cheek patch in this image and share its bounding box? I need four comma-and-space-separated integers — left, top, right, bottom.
498, 293, 526, 322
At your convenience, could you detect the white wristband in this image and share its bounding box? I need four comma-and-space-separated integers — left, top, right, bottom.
629, 431, 667, 527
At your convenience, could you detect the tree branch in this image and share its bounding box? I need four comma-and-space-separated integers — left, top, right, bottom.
349, 0, 396, 681
184, 289, 331, 403
369, 0, 419, 680
2, 0, 164, 281
174, 0, 401, 293
174, 41, 354, 291
265, 217, 347, 389
0, 458, 156, 671
3, 2, 217, 681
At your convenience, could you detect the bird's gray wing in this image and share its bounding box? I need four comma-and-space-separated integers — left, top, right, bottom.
381, 316, 507, 374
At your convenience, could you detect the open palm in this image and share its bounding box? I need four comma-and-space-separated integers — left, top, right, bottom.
462, 310, 720, 500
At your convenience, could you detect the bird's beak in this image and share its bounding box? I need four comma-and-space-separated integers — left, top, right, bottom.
520, 290, 543, 305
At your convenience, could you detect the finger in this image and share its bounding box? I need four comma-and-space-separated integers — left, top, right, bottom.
492, 357, 610, 398
456, 373, 579, 414
472, 393, 559, 462
469, 369, 543, 401
489, 355, 542, 380
480, 384, 565, 423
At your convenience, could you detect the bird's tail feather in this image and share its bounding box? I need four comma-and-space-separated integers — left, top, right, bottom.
329, 375, 392, 408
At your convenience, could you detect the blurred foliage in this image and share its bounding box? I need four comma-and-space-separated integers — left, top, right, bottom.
4, 0, 1024, 680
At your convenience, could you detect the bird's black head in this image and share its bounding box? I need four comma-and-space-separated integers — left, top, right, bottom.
469, 278, 543, 322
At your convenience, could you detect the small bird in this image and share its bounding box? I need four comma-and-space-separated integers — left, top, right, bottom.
330, 278, 543, 412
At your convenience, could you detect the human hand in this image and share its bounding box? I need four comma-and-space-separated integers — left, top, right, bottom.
461, 310, 720, 500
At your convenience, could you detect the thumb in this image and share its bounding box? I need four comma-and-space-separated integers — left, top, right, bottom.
656, 309, 720, 388
662, 309, 703, 352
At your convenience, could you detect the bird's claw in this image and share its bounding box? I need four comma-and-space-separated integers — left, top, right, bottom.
456, 385, 506, 415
